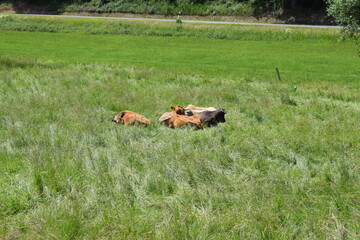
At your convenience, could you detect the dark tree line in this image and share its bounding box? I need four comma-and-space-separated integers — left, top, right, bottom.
14, 0, 327, 11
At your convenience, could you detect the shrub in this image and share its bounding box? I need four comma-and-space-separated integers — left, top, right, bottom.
327, 0, 360, 38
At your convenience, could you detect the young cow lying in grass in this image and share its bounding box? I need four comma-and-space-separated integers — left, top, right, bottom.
159, 105, 226, 128
113, 105, 225, 129
185, 105, 227, 127
112, 110, 150, 126
161, 105, 203, 129
197, 108, 226, 126
159, 105, 192, 121
185, 104, 217, 114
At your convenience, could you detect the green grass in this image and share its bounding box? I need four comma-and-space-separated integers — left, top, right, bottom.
0, 16, 360, 239
0, 17, 359, 85
0, 15, 340, 41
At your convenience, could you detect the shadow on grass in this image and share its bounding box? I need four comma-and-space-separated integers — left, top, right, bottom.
0, 57, 63, 69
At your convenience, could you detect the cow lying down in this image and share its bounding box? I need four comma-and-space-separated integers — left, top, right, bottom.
185, 104, 217, 114
160, 105, 203, 129
159, 105, 226, 128
185, 104, 226, 126
113, 110, 150, 126
159, 105, 192, 122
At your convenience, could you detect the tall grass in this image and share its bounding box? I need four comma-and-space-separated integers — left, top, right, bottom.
0, 58, 359, 239
0, 17, 359, 239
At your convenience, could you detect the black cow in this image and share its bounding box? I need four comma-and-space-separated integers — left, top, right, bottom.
199, 108, 226, 127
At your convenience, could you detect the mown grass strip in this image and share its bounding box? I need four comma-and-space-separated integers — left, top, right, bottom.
0, 15, 340, 41
0, 30, 358, 85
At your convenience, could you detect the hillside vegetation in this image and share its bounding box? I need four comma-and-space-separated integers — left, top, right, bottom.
7, 0, 331, 22
0, 15, 359, 239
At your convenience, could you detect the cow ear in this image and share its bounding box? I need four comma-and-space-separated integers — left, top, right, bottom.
223, 109, 227, 114
171, 106, 175, 110
120, 111, 126, 118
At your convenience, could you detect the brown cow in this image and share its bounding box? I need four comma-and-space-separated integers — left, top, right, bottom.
113, 110, 150, 126
159, 105, 189, 122
162, 106, 203, 129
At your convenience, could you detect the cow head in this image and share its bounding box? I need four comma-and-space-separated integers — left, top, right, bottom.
112, 111, 126, 123
216, 109, 226, 123
171, 105, 186, 115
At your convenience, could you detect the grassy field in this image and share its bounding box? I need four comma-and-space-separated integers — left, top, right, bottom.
0, 16, 359, 239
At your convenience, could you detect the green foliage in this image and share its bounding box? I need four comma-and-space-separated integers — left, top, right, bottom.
176, 17, 183, 31
52, 0, 257, 16
327, 0, 360, 38
250, 0, 284, 13
176, 17, 182, 24
9, 0, 329, 17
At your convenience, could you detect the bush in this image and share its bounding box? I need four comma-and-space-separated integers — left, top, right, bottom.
327, 0, 360, 38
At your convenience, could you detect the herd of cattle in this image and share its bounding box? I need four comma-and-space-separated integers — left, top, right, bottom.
112, 104, 227, 129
